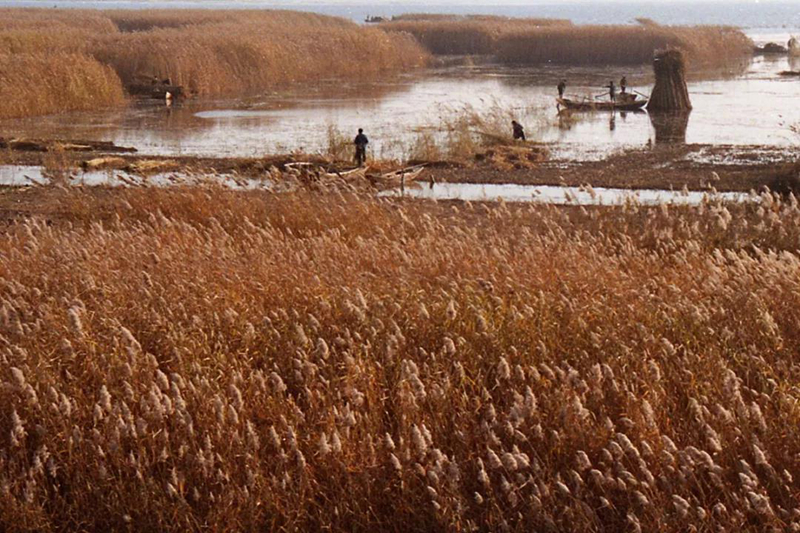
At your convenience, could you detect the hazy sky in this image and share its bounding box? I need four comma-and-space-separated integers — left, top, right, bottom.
277, 0, 799, 3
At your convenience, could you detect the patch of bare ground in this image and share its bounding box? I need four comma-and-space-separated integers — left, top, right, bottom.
427, 144, 800, 193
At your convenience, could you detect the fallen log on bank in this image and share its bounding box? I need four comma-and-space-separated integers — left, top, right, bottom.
0, 137, 137, 153
380, 164, 428, 180
127, 160, 179, 175
81, 157, 127, 171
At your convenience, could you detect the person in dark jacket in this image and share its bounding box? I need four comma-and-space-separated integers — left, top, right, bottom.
354, 128, 369, 166
607, 80, 617, 102
557, 79, 567, 98
511, 120, 526, 141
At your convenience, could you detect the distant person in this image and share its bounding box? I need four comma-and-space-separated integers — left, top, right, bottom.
557, 79, 567, 98
511, 120, 525, 141
354, 128, 369, 166
620, 76, 628, 93
607, 80, 617, 102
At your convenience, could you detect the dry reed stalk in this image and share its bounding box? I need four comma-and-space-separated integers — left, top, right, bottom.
0, 186, 799, 530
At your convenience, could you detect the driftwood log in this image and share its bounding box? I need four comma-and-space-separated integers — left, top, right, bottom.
0, 137, 137, 153
647, 49, 692, 112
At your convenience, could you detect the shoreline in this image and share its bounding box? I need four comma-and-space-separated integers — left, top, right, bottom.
1, 142, 796, 195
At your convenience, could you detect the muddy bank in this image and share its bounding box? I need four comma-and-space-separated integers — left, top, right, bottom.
1, 137, 797, 194
427, 144, 799, 193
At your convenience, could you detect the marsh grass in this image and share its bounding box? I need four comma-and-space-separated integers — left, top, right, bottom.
407, 130, 444, 162
325, 125, 355, 162
0, 51, 125, 119
384, 17, 752, 67
496, 24, 753, 66
0, 9, 429, 119
1, 186, 800, 531
406, 103, 548, 164
384, 16, 573, 55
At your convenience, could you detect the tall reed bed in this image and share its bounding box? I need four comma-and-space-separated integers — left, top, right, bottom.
496, 24, 753, 66
0, 9, 429, 119
0, 10, 124, 118
1, 186, 800, 531
383, 17, 752, 67
384, 17, 573, 55
0, 52, 125, 119
91, 19, 427, 96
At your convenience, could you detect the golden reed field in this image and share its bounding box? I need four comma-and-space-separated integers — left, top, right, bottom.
0, 9, 429, 119
382, 15, 573, 55
382, 16, 753, 66
1, 187, 800, 531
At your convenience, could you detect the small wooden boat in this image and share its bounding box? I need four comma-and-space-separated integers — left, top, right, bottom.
557, 94, 648, 112
779, 70, 800, 77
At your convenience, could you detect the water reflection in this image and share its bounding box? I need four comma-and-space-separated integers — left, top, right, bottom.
649, 111, 692, 145
0, 53, 798, 161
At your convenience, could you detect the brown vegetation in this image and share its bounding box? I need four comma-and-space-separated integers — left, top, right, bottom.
0, 186, 800, 531
648, 49, 692, 112
496, 23, 752, 67
407, 104, 548, 166
0, 52, 125, 119
384, 17, 752, 67
0, 9, 429, 119
383, 16, 572, 55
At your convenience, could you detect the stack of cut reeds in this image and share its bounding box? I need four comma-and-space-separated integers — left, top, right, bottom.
647, 48, 692, 112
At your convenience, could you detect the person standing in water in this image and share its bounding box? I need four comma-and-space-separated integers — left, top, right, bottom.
557, 79, 567, 98
354, 128, 369, 167
511, 120, 526, 141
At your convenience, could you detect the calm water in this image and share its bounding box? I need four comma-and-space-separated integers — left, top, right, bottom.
3, 1, 800, 29
380, 182, 747, 205
0, 164, 747, 206
2, 42, 798, 162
